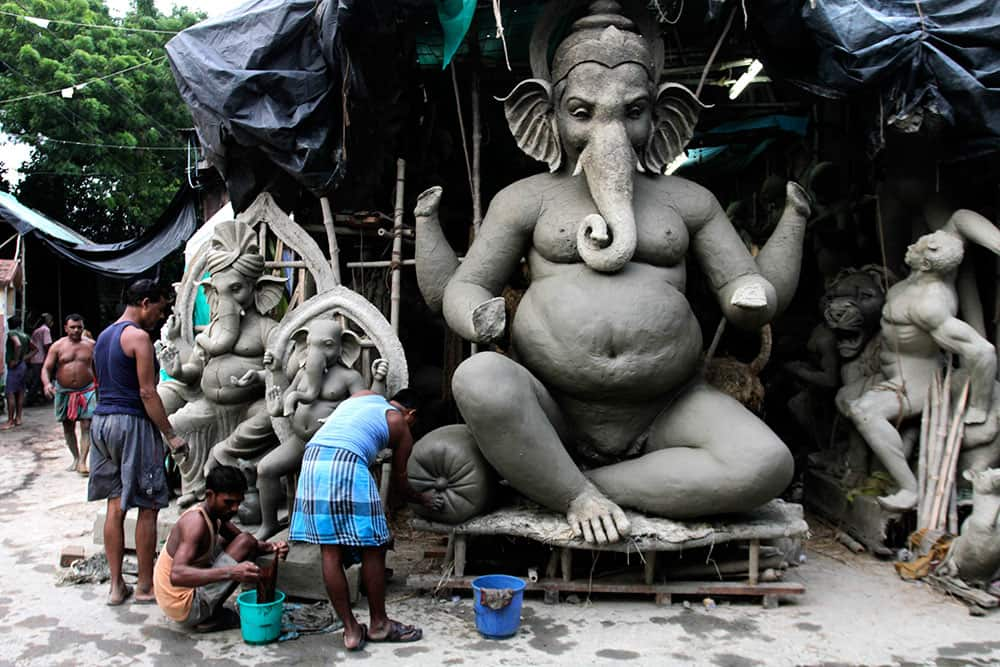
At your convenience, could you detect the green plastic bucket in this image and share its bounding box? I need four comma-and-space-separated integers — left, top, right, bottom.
236, 590, 285, 645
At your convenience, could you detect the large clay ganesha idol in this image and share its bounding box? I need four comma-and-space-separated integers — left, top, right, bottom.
411, 0, 811, 544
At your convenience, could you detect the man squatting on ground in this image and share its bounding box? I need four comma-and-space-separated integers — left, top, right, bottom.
3, 316, 35, 429
41, 314, 96, 475
88, 279, 189, 606
154, 465, 289, 631
290, 388, 441, 650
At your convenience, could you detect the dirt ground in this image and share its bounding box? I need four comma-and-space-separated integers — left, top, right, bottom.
1, 404, 999, 666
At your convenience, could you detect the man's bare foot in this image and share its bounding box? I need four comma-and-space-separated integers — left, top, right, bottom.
107, 581, 133, 606
877, 488, 918, 513
66, 460, 79, 472
567, 485, 631, 544
344, 623, 368, 650
134, 586, 156, 604
77, 466, 89, 476
0, 421, 17, 431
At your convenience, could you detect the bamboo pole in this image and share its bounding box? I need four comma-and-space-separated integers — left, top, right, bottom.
470, 28, 483, 234
320, 196, 342, 286
919, 373, 941, 527
390, 159, 406, 335
930, 380, 969, 530
19, 235, 26, 322
917, 388, 931, 529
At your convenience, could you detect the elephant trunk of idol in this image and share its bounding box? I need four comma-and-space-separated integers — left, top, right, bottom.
197, 298, 242, 357
414, 186, 460, 313
282, 347, 326, 417
575, 122, 638, 274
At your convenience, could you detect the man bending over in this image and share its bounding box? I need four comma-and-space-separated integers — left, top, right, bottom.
154, 465, 289, 631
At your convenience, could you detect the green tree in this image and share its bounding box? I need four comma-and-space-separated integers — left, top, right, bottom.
0, 0, 203, 241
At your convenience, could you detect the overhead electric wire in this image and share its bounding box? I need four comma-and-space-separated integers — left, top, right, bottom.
8, 135, 185, 150
0, 57, 168, 182
0, 56, 167, 105
0, 10, 180, 35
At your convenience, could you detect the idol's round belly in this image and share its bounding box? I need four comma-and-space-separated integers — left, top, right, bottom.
511, 263, 703, 401
200, 355, 264, 405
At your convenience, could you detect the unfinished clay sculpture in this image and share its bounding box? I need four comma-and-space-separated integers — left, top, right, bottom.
159, 220, 286, 506
837, 231, 997, 512
251, 318, 387, 539
413, 1, 811, 544
938, 468, 1000, 586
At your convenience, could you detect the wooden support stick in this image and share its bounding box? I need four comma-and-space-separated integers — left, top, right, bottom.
930, 380, 969, 530
748, 539, 760, 585
390, 159, 406, 335
644, 552, 656, 585
917, 388, 931, 529
319, 196, 342, 286
454, 534, 467, 577
921, 373, 943, 526
560, 548, 573, 583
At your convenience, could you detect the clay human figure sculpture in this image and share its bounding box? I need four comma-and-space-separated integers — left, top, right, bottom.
245, 318, 389, 539
937, 468, 1000, 587
837, 231, 997, 512
414, 1, 811, 544
158, 220, 286, 506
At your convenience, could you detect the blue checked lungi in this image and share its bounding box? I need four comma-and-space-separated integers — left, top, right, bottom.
289, 446, 390, 551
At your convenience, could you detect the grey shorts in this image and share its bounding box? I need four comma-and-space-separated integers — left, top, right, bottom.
88, 413, 169, 511
181, 552, 240, 627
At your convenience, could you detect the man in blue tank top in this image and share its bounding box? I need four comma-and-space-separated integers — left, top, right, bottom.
89, 278, 189, 607
290, 388, 441, 650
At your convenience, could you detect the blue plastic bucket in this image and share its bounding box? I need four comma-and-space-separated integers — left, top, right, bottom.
236, 590, 285, 645
471, 575, 526, 639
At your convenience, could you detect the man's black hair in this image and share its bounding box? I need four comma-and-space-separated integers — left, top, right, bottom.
390, 388, 421, 412
205, 465, 248, 495
64, 313, 84, 326
123, 278, 173, 306
8, 316, 21, 329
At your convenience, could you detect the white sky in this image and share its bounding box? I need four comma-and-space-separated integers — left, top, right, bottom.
1, 0, 248, 185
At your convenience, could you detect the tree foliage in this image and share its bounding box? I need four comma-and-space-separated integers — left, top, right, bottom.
0, 0, 203, 241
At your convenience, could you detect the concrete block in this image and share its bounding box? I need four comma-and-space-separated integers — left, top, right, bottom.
60, 545, 85, 567
270, 528, 359, 603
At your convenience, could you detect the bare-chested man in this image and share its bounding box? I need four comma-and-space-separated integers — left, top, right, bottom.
42, 314, 96, 475
837, 231, 997, 512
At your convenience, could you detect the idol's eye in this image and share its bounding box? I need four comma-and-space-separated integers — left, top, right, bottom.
626, 103, 646, 120
568, 103, 592, 120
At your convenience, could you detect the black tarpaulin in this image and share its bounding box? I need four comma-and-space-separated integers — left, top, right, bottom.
0, 188, 197, 278
753, 0, 1000, 158
165, 0, 428, 212
165, 0, 340, 209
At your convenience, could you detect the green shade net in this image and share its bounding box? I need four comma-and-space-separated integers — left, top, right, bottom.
436, 0, 477, 69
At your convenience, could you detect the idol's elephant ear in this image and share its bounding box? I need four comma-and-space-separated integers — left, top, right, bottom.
500, 79, 562, 173
642, 83, 706, 175
339, 329, 362, 368
255, 275, 287, 315
198, 278, 219, 314
288, 325, 311, 373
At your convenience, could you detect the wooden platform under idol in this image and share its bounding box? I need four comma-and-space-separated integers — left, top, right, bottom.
408, 500, 809, 607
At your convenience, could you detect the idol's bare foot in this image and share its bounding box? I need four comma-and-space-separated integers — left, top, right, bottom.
567, 484, 631, 544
